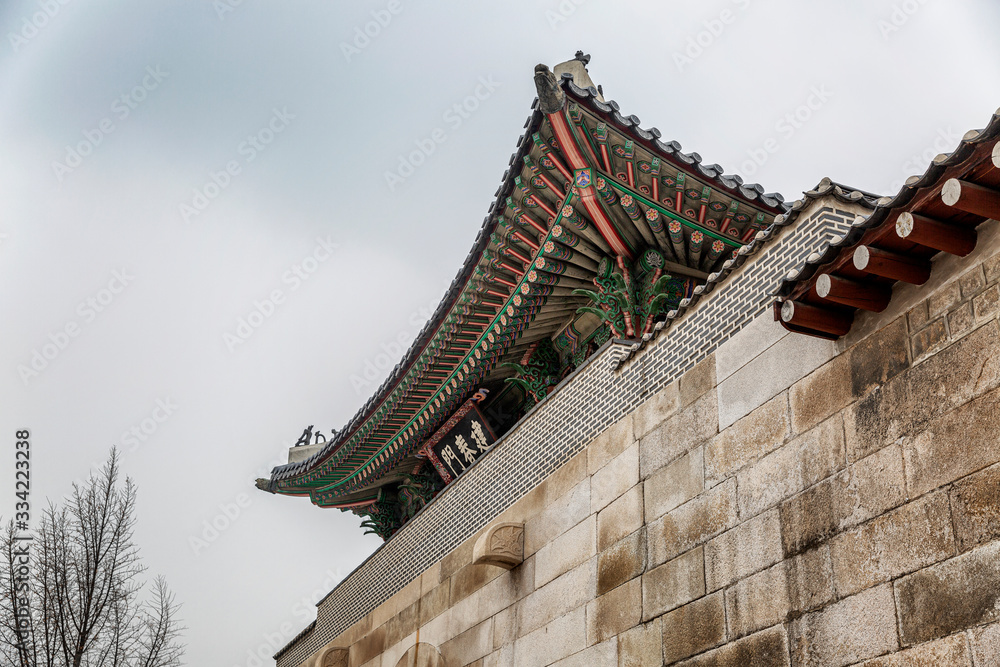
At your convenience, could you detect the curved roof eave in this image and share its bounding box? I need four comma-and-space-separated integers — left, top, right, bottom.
264, 71, 792, 490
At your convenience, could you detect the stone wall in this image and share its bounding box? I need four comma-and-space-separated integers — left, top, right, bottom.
295, 220, 1000, 667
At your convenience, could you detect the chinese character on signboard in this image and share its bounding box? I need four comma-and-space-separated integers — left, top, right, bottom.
429, 406, 497, 481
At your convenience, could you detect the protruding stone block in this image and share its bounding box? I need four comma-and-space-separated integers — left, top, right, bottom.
474, 523, 524, 569
317, 647, 348, 667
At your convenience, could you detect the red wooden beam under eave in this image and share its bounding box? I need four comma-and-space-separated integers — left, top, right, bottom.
544, 111, 634, 259
895, 212, 977, 257
512, 231, 540, 251
941, 178, 1000, 220
502, 247, 532, 265
528, 195, 558, 220
534, 170, 563, 197
853, 246, 931, 285
779, 300, 853, 337
816, 274, 891, 312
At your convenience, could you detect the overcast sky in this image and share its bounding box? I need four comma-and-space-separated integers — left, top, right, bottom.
2, 1, 999, 665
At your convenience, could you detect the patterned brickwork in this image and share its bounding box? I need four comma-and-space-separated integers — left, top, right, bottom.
628, 207, 856, 390
276, 205, 854, 666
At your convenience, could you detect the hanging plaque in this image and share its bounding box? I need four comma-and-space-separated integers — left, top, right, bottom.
418, 392, 497, 483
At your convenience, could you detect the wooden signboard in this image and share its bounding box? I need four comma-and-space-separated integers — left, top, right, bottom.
418, 393, 497, 483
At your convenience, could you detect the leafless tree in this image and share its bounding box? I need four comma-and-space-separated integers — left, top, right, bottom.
0, 449, 184, 667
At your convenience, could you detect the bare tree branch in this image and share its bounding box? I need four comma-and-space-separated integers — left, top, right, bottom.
0, 448, 184, 667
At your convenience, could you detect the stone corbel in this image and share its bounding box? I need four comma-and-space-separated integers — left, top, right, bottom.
316, 647, 347, 667
473, 522, 524, 569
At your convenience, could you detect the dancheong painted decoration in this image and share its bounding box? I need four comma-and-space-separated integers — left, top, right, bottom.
255, 52, 788, 540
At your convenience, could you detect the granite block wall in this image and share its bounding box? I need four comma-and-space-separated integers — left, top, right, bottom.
287, 216, 1000, 667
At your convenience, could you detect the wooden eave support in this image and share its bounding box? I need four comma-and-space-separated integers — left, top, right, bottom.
941, 178, 1000, 220
551, 225, 604, 262
853, 245, 931, 285
533, 258, 592, 281
530, 273, 593, 291
895, 212, 977, 257
501, 246, 532, 265
780, 300, 853, 336
816, 274, 891, 312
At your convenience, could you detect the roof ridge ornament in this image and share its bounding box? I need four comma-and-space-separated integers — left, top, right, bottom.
574, 50, 591, 66
533, 64, 565, 114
